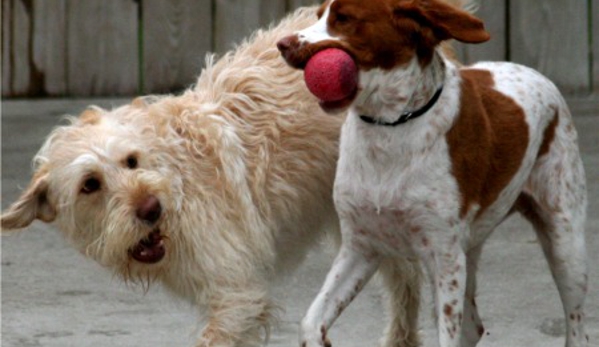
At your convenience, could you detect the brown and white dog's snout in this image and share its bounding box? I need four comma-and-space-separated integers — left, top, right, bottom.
276, 35, 299, 58
277, 34, 315, 69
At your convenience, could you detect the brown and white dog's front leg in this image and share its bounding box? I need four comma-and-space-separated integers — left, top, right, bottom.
300, 244, 381, 347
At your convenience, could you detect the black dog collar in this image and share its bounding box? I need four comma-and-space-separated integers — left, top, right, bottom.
359, 86, 444, 126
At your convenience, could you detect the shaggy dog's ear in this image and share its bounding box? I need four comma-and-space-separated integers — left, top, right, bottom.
78, 107, 103, 125
1, 173, 56, 230
132, 97, 148, 108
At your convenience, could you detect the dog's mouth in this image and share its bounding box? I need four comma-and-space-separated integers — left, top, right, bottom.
128, 229, 165, 264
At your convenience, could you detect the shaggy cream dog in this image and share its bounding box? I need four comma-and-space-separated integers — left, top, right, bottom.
1, 6, 425, 347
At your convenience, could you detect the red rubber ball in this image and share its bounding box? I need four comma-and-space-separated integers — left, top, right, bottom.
304, 48, 358, 102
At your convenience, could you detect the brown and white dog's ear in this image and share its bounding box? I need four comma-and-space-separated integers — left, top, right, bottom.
395, 0, 490, 44
1, 173, 56, 231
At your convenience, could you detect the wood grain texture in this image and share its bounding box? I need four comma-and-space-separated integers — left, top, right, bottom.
4, 0, 68, 97
455, 0, 506, 64
142, 0, 212, 94
214, 0, 286, 53
510, 0, 590, 94
32, 0, 67, 96
593, 0, 598, 92
67, 0, 139, 96
287, 0, 321, 10
2, 0, 11, 96
2, 0, 596, 98
6, 0, 32, 96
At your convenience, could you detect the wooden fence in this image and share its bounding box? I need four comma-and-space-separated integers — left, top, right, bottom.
2, 0, 598, 98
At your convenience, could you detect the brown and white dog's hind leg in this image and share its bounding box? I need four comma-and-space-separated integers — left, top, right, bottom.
516, 111, 589, 347
516, 192, 588, 347
300, 243, 381, 347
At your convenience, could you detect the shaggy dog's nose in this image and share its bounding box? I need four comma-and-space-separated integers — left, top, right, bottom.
137, 195, 162, 224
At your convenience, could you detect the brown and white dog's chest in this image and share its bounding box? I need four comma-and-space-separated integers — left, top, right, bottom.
334, 61, 564, 247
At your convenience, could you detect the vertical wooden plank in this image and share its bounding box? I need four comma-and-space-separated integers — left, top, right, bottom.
2, 0, 11, 96
32, 0, 67, 96
287, 0, 321, 9
593, 0, 598, 92
67, 0, 139, 96
142, 0, 212, 94
2, 0, 67, 97
8, 0, 32, 96
214, 0, 286, 53
455, 0, 506, 64
510, 0, 590, 95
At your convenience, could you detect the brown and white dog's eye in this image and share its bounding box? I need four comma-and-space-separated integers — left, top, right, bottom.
81, 177, 102, 194
125, 154, 138, 169
335, 12, 352, 24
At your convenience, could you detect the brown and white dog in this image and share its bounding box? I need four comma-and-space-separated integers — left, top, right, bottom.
278, 1, 589, 347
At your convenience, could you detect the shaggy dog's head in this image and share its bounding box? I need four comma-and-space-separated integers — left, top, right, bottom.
1, 104, 189, 281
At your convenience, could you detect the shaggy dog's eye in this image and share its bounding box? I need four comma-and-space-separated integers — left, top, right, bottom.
125, 155, 138, 169
81, 177, 101, 194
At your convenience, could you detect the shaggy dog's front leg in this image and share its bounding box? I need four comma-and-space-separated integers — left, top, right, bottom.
197, 286, 276, 347
378, 258, 422, 347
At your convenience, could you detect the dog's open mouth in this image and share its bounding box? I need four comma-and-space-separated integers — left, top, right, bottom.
129, 229, 165, 264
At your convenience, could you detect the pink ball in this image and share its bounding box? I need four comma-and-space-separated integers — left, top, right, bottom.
304, 48, 358, 102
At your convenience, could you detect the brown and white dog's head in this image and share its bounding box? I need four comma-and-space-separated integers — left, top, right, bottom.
278, 0, 489, 108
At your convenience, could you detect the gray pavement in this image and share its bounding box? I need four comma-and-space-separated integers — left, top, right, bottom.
1, 98, 598, 347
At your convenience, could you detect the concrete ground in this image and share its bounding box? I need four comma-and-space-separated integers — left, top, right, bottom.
1, 98, 598, 347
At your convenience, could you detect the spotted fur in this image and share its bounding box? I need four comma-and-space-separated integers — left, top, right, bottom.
278, 1, 588, 347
